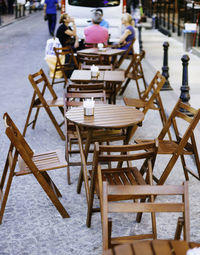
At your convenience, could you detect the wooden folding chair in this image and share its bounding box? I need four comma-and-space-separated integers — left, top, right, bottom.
102, 181, 190, 250
23, 68, 65, 140
124, 71, 168, 139
51, 45, 79, 87
113, 38, 136, 69
135, 99, 200, 183
0, 113, 69, 224
119, 50, 147, 97
86, 140, 158, 228
64, 89, 107, 184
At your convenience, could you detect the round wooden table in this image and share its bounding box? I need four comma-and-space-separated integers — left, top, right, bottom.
66, 104, 144, 129
102, 240, 200, 255
66, 104, 144, 203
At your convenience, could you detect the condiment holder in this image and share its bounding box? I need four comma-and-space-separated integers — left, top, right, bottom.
98, 43, 106, 52
83, 98, 95, 116
90, 64, 99, 78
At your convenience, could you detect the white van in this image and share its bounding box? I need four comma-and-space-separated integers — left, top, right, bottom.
65, 0, 126, 42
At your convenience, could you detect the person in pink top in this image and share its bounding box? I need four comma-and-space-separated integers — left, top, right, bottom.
84, 12, 109, 45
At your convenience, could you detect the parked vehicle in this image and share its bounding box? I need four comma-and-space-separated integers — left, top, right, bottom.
65, 0, 126, 42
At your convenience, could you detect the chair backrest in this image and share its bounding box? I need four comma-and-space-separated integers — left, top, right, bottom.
3, 113, 36, 181
125, 50, 146, 77
64, 90, 107, 109
4, 113, 33, 158
54, 45, 79, 69
67, 82, 105, 93
77, 52, 113, 71
92, 141, 158, 209
113, 37, 136, 69
53, 45, 79, 86
77, 52, 102, 67
102, 181, 190, 250
28, 68, 58, 104
94, 140, 158, 170
140, 71, 165, 103
124, 71, 167, 139
158, 99, 200, 142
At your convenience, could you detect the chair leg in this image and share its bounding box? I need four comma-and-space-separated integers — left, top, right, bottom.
119, 78, 131, 96
0, 149, 17, 224
136, 198, 146, 223
86, 169, 96, 228
65, 136, 71, 185
44, 106, 65, 140
23, 93, 37, 136
32, 167, 70, 218
108, 218, 112, 249
191, 133, 200, 180
32, 107, 40, 129
180, 154, 190, 181
174, 217, 184, 240
135, 79, 143, 99
0, 170, 14, 224
41, 171, 62, 197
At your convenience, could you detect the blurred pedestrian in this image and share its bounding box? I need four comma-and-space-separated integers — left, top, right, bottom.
93, 8, 109, 29
126, 0, 139, 13
118, 13, 135, 51
43, 0, 58, 36
56, 13, 79, 49
84, 12, 109, 45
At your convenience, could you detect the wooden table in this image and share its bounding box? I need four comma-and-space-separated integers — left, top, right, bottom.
77, 47, 125, 57
102, 240, 200, 255
65, 104, 144, 203
70, 70, 125, 104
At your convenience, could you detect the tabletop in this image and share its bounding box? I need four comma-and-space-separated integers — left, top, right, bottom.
65, 104, 144, 129
70, 70, 125, 83
102, 240, 200, 255
77, 48, 125, 56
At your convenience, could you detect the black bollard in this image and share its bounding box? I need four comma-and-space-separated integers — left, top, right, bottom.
180, 54, 192, 115
161, 41, 173, 90
137, 24, 143, 53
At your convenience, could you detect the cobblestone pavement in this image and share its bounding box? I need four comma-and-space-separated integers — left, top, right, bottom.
0, 11, 200, 255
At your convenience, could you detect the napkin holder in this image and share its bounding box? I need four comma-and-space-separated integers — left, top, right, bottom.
98, 43, 106, 52
91, 64, 99, 78
83, 98, 95, 116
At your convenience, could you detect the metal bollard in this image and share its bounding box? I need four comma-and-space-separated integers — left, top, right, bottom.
14, 1, 18, 18
179, 54, 192, 115
19, 4, 21, 17
137, 24, 143, 53
161, 41, 173, 90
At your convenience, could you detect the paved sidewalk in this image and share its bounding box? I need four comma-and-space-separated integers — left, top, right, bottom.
0, 10, 40, 28
0, 12, 200, 255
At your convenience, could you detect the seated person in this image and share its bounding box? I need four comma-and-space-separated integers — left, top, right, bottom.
56, 13, 79, 49
84, 12, 109, 46
93, 8, 109, 29
118, 13, 135, 52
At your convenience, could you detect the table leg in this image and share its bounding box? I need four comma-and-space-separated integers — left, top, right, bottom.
76, 125, 93, 204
